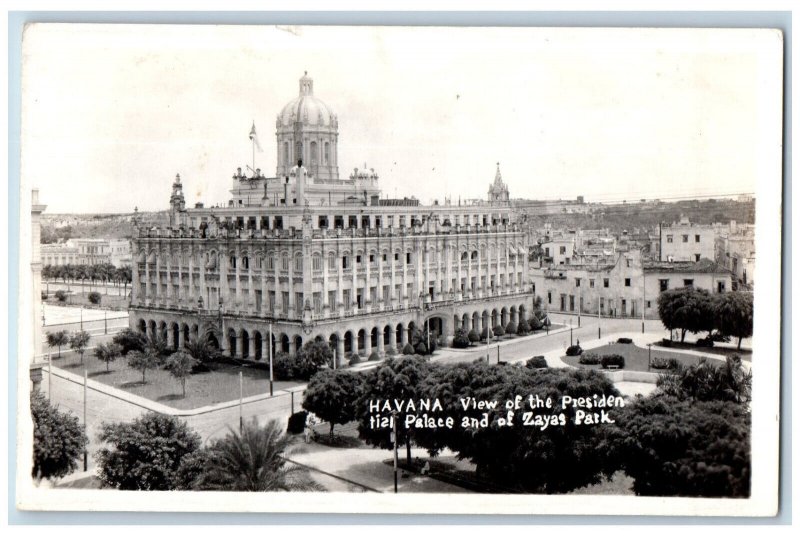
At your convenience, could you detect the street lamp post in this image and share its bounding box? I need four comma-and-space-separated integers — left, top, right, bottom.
392, 410, 399, 493
570, 326, 573, 347
597, 295, 601, 339
268, 322, 274, 397
647, 343, 652, 370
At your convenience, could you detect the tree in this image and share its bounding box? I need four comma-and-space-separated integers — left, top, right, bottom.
192, 419, 321, 491
468, 329, 481, 344
69, 331, 91, 364
127, 349, 160, 384
602, 396, 750, 497
112, 328, 148, 355
96, 412, 201, 490
713, 291, 753, 349
166, 351, 196, 397
31, 391, 87, 482
293, 340, 333, 380
657, 287, 714, 342
94, 342, 123, 372
46, 330, 69, 359
452, 327, 471, 349
302, 369, 364, 439
415, 363, 622, 493
656, 355, 752, 404
183, 336, 221, 363
517, 318, 531, 335
356, 357, 433, 464
54, 289, 67, 302
87, 291, 102, 305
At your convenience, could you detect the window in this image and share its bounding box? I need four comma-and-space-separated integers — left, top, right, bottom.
312, 255, 322, 271
666, 234, 673, 243
294, 256, 302, 272
603, 278, 609, 288
313, 292, 321, 314
624, 278, 631, 287
575, 278, 581, 288
717, 281, 726, 293
684, 279, 694, 288
382, 253, 387, 262
695, 254, 701, 262
695, 234, 701, 243
646, 300, 652, 308
369, 254, 375, 265
682, 235, 689, 243
274, 216, 283, 229
348, 216, 358, 228
318, 216, 329, 228
547, 291, 552, 304
230, 256, 236, 269
328, 255, 336, 270
559, 246, 566, 255
356, 255, 362, 264
342, 256, 349, 269
328, 291, 336, 309
659, 279, 669, 292
406, 252, 412, 265
626, 258, 632, 268
589, 279, 595, 288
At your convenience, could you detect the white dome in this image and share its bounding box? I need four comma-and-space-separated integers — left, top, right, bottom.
278, 72, 337, 127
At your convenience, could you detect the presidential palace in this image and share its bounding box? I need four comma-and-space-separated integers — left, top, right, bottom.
129, 73, 534, 365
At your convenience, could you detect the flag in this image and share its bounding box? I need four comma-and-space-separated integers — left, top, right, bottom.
249, 122, 263, 152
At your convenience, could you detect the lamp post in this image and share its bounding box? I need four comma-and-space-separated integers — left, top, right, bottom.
392, 410, 399, 493
268, 322, 274, 397
597, 295, 601, 339
647, 343, 652, 370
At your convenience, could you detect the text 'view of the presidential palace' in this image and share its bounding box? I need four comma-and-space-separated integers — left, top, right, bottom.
129, 73, 534, 364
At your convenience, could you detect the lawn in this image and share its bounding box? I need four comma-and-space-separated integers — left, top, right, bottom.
562, 342, 713, 373
44, 290, 130, 311
50, 347, 303, 410
654, 340, 752, 362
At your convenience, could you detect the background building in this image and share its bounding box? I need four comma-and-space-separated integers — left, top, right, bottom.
660, 216, 716, 262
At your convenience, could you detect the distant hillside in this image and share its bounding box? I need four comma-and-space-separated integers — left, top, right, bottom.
41, 211, 169, 243
519, 198, 755, 233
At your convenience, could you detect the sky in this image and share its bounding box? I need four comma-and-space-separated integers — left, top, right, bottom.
20, 25, 781, 213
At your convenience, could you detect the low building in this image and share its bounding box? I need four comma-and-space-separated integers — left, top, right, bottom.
41, 238, 131, 268
714, 220, 755, 289
531, 249, 731, 320
660, 216, 716, 262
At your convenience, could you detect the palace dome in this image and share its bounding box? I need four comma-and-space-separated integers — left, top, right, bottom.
277, 72, 337, 127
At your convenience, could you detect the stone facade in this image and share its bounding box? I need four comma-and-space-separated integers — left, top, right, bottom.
130, 74, 534, 365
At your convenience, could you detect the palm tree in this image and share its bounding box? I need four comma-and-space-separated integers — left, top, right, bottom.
196, 419, 323, 491
184, 337, 220, 364
46, 330, 70, 359
69, 331, 91, 364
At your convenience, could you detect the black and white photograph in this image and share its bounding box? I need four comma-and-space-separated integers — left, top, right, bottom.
13, 22, 783, 516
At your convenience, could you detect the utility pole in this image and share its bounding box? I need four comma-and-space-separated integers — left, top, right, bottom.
239, 371, 244, 434
392, 410, 399, 493
268, 322, 274, 397
104, 311, 107, 334
598, 295, 601, 339
83, 369, 88, 472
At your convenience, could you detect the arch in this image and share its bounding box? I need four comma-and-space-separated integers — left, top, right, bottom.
294, 335, 303, 352
370, 327, 379, 350
519, 304, 527, 321
171, 323, 180, 351
462, 313, 470, 331
158, 321, 168, 342
344, 330, 354, 354
227, 328, 238, 357
395, 323, 404, 346
192, 324, 199, 343
254, 332, 263, 361
472, 311, 480, 332
181, 323, 190, 347
240, 329, 250, 359
329, 333, 341, 361
357, 329, 366, 353
137, 319, 147, 334
501, 307, 509, 327
482, 311, 489, 331
453, 314, 460, 332
206, 332, 219, 350
280, 333, 290, 354
383, 325, 392, 346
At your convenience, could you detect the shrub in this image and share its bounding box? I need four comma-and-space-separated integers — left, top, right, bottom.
616, 337, 633, 344
112, 328, 148, 356
468, 329, 481, 343
517, 319, 531, 335
530, 316, 544, 330
452, 328, 471, 349
601, 354, 625, 369
414, 342, 428, 355
480, 327, 489, 341
660, 338, 673, 347
696, 337, 714, 348
578, 353, 601, 365
566, 344, 583, 356
651, 357, 680, 370
287, 411, 308, 434
505, 322, 517, 335
493, 325, 506, 337
525, 356, 548, 369
709, 331, 731, 343
368, 351, 380, 361
348, 353, 362, 366
385, 346, 397, 357
88, 291, 102, 305
41, 291, 48, 300
55, 290, 67, 302
272, 352, 295, 380
402, 343, 415, 355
